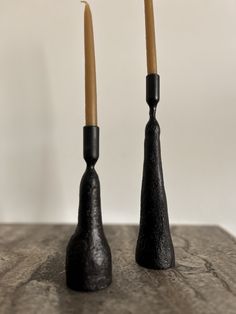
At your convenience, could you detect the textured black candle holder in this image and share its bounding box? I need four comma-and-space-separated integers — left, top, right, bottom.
66, 126, 112, 291
135, 74, 175, 269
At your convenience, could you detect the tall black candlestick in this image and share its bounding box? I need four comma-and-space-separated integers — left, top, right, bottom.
135, 74, 175, 269
65, 126, 112, 291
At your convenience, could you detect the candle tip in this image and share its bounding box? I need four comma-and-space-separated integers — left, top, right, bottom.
81, 1, 88, 5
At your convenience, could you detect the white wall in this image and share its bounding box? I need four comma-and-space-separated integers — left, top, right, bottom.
0, 0, 236, 234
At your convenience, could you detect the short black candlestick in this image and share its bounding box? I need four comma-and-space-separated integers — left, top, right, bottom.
66, 126, 112, 291
135, 74, 175, 269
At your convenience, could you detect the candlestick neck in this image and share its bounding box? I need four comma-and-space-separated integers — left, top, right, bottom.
146, 74, 160, 117
83, 126, 99, 167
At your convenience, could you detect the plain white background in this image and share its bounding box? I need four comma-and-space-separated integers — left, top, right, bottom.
0, 0, 235, 234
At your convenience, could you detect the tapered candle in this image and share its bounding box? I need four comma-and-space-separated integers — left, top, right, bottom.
144, 0, 157, 74
82, 1, 97, 126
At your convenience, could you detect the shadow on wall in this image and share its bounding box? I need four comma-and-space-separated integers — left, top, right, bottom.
0, 42, 63, 222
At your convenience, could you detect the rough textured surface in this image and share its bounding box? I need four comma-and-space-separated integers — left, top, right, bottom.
66, 167, 112, 291
136, 115, 175, 269
66, 125, 112, 291
0, 225, 236, 314
136, 73, 174, 269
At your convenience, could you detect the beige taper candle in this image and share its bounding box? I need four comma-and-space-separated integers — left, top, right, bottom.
82, 1, 97, 126
144, 0, 157, 74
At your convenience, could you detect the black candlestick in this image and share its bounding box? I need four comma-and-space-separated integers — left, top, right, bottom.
135, 74, 175, 269
66, 126, 112, 291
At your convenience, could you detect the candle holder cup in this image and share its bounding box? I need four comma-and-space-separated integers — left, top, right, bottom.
66, 126, 112, 291
135, 74, 175, 269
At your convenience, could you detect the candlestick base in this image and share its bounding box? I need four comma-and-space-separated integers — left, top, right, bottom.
65, 126, 112, 291
135, 74, 175, 270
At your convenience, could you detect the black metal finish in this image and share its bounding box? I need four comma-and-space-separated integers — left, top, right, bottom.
66, 126, 112, 291
136, 74, 175, 269
83, 126, 99, 165
146, 73, 160, 108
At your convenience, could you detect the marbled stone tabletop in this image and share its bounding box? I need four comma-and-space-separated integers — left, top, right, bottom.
0, 225, 236, 314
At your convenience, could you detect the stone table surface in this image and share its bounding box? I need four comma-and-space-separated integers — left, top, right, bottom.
0, 225, 236, 314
